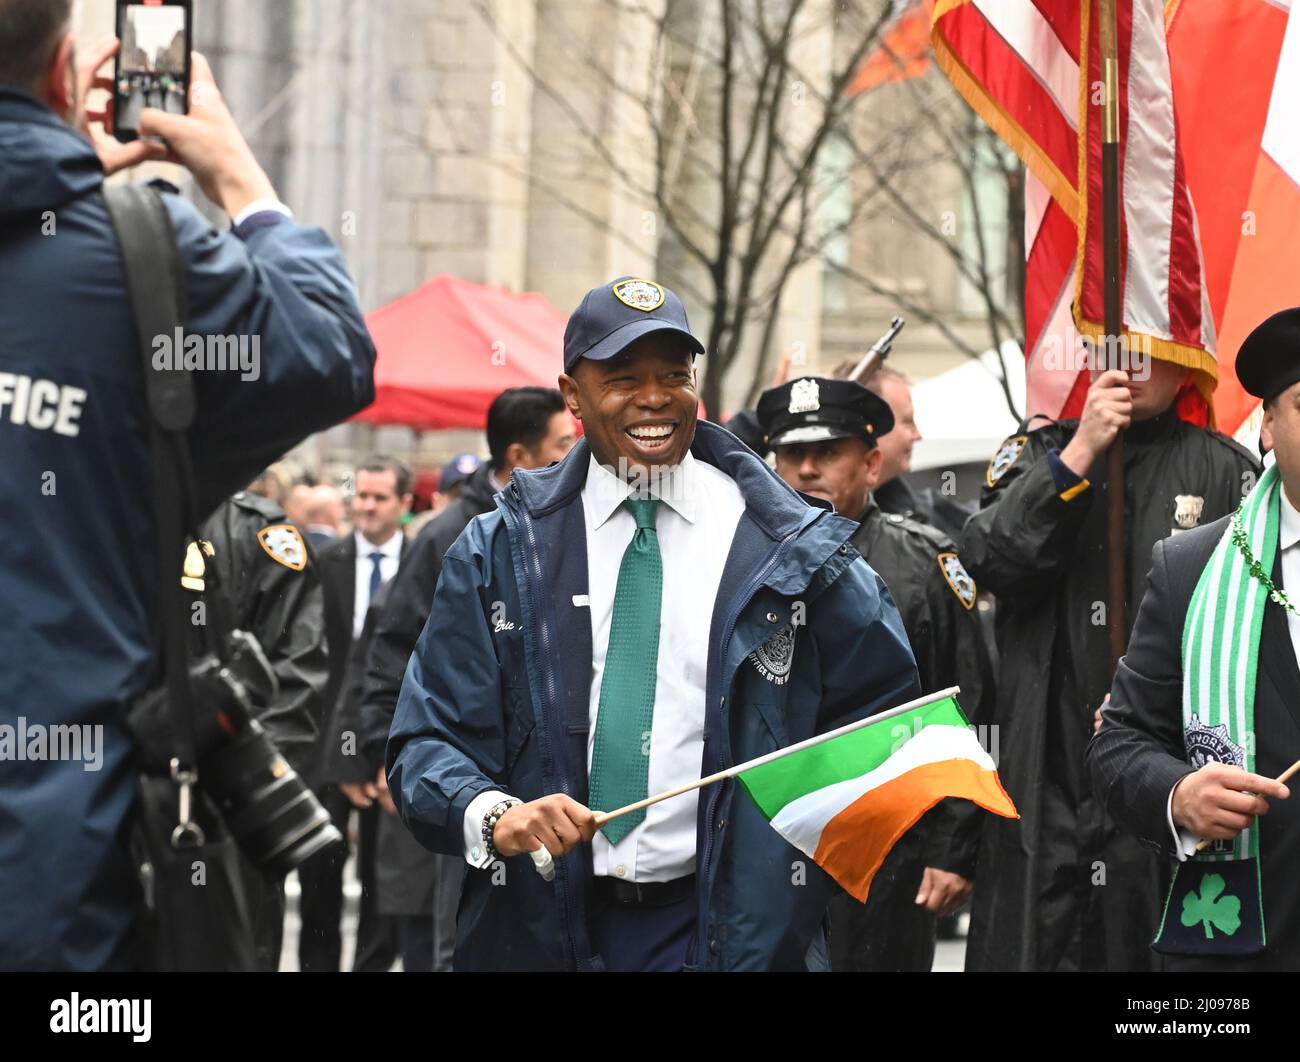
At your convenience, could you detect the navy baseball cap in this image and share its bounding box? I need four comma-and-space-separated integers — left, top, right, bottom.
440, 453, 481, 493
562, 276, 705, 374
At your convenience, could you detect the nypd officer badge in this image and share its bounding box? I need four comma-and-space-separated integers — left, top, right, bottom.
257, 525, 308, 572
986, 435, 1028, 488
1172, 494, 1205, 535
612, 278, 666, 313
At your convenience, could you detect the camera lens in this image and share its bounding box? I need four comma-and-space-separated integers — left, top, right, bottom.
202, 721, 343, 875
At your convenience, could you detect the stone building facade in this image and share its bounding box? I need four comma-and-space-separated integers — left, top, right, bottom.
78, 0, 1015, 471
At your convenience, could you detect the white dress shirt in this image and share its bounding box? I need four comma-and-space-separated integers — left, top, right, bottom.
352, 528, 403, 639
1166, 485, 1300, 858
464, 452, 746, 881
232, 199, 293, 227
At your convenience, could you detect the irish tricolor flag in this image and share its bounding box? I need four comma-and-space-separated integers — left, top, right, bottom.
737, 691, 1017, 902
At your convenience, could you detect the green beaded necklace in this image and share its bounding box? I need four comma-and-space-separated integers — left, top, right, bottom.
1231, 505, 1300, 617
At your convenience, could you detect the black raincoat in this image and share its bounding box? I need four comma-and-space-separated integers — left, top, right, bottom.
960, 407, 1259, 970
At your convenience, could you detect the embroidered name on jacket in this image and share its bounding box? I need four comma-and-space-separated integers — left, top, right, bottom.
749, 623, 796, 684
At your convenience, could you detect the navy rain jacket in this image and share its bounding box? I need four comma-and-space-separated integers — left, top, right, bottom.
0, 88, 375, 970
388, 421, 920, 971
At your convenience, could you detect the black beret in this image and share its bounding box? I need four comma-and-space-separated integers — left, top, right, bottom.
1236, 307, 1300, 401
756, 376, 895, 450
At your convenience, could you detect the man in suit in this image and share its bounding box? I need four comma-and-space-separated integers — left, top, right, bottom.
298, 456, 411, 972
1089, 309, 1300, 970
361, 387, 575, 971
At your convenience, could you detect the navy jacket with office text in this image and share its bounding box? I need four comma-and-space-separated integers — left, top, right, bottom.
0, 88, 375, 970
388, 422, 920, 971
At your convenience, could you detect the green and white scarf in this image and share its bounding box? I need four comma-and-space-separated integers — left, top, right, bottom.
1181, 463, 1280, 860
1156, 462, 1280, 956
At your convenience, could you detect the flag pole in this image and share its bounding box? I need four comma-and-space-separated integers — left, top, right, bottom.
592, 686, 962, 827
1099, 0, 1129, 670
1193, 757, 1300, 853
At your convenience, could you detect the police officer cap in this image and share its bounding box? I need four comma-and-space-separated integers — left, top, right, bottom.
756, 376, 895, 450
1236, 306, 1300, 402
563, 276, 704, 375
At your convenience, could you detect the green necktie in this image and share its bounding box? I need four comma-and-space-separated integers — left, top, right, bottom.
589, 496, 662, 844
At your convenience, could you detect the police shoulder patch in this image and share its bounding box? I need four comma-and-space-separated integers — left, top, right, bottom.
937, 551, 976, 610
986, 435, 1028, 488
257, 525, 307, 571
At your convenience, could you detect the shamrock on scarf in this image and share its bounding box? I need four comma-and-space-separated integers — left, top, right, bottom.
1181, 872, 1242, 940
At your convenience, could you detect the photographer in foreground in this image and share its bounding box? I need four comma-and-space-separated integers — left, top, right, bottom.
0, 1, 375, 971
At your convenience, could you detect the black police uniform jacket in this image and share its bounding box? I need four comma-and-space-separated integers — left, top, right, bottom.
829, 503, 995, 971
959, 406, 1259, 971
194, 493, 331, 781
1088, 515, 1300, 971
361, 462, 502, 770
347, 462, 500, 917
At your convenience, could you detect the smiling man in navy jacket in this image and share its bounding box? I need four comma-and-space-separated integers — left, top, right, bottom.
388, 277, 919, 971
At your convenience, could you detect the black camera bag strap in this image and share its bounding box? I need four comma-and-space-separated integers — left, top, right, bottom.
103, 182, 201, 799
103, 182, 257, 972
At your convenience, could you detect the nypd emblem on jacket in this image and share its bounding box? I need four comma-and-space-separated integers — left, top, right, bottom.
749, 623, 796, 684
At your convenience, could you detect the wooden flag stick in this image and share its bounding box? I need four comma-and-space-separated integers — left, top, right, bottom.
1099, 0, 1129, 673
592, 686, 961, 828
1193, 757, 1300, 853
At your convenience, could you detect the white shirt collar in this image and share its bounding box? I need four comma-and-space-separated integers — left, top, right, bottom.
1281, 485, 1300, 552
355, 527, 404, 560
489, 470, 506, 493
583, 452, 698, 530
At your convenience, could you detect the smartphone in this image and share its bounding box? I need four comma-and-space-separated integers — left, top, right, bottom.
113, 0, 192, 143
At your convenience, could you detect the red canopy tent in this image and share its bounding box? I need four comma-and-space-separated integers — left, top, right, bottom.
353, 274, 570, 430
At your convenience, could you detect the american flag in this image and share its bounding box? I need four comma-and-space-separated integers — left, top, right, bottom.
930, 0, 1218, 426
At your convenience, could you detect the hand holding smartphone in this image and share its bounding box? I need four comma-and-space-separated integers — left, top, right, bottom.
113, 0, 192, 143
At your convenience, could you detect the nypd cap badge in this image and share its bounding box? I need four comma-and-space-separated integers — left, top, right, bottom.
612, 278, 666, 313
787, 377, 820, 415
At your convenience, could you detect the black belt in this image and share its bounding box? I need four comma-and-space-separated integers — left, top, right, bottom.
591, 874, 696, 908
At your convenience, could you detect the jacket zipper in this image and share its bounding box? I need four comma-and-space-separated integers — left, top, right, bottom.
503, 483, 584, 969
